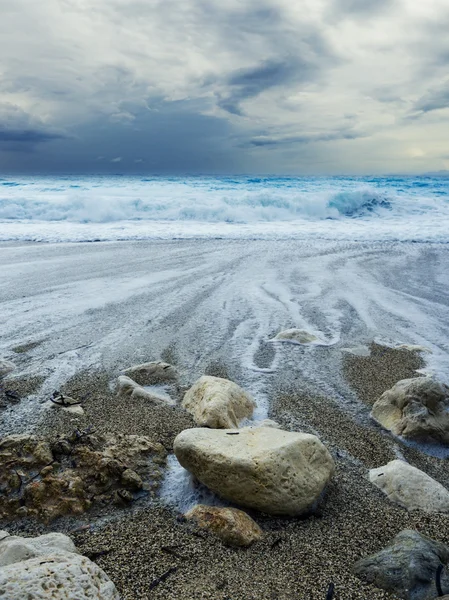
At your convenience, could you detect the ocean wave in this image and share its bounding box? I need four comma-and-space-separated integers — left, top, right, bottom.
0, 184, 393, 223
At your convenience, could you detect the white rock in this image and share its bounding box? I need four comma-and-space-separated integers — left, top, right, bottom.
116, 375, 174, 405
272, 329, 318, 344
369, 459, 449, 513
0, 532, 77, 567
182, 376, 255, 429
122, 361, 177, 384
0, 531, 119, 599
0, 360, 15, 379
45, 396, 85, 416
0, 552, 120, 599
174, 426, 335, 516
371, 377, 449, 444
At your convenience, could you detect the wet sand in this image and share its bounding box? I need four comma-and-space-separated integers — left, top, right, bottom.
1, 240, 449, 598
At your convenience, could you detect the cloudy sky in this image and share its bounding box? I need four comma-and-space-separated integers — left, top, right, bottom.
1, 0, 448, 174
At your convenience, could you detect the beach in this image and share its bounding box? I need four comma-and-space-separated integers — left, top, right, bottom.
1, 238, 449, 598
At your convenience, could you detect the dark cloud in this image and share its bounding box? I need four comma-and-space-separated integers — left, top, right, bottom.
413, 81, 449, 114
247, 128, 367, 147
0, 128, 65, 144
218, 58, 309, 115
0, 100, 247, 174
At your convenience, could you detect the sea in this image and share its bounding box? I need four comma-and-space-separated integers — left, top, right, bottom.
1, 174, 449, 243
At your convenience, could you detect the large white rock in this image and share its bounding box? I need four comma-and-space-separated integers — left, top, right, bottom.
371, 377, 449, 444
182, 376, 255, 429
0, 553, 120, 599
0, 360, 15, 379
174, 426, 335, 516
0, 532, 77, 567
0, 531, 119, 599
122, 361, 177, 385
369, 459, 449, 513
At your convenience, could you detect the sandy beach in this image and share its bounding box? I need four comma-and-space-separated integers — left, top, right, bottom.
1, 239, 449, 599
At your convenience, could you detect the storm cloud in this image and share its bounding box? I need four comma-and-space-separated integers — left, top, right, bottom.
0, 0, 448, 174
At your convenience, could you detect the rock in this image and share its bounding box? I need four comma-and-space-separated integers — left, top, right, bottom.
0, 552, 119, 599
272, 329, 318, 344
353, 530, 449, 600
184, 505, 263, 547
122, 361, 177, 385
370, 377, 449, 444
174, 426, 334, 516
0, 532, 77, 567
46, 394, 85, 416
0, 433, 166, 522
116, 376, 175, 405
120, 468, 143, 490
182, 376, 255, 429
0, 360, 15, 379
369, 459, 449, 513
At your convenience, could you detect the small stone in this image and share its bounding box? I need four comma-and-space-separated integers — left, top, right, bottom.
122, 361, 177, 385
121, 469, 143, 490
272, 329, 318, 344
116, 376, 174, 405
184, 505, 263, 547
114, 489, 133, 505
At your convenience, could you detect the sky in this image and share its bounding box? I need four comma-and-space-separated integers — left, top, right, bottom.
0, 0, 448, 175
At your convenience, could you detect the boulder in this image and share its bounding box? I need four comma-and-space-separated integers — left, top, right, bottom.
116, 376, 175, 405
0, 532, 77, 567
122, 361, 177, 385
369, 459, 449, 513
0, 531, 119, 599
0, 360, 15, 379
370, 377, 449, 444
184, 505, 262, 547
354, 530, 449, 600
182, 376, 255, 429
272, 329, 318, 344
174, 426, 335, 516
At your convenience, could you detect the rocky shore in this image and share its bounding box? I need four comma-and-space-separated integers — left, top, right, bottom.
1, 338, 449, 600
1, 238, 449, 599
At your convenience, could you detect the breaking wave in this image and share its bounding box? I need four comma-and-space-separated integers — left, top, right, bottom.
0, 181, 394, 223
0, 175, 448, 242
